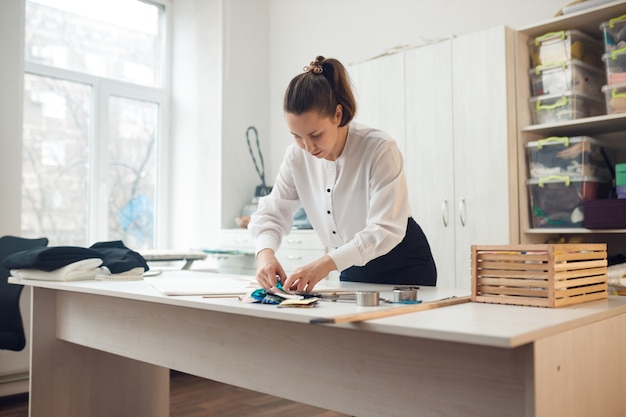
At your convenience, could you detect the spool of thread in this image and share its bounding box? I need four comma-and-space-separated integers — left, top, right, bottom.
355, 291, 380, 306
392, 286, 419, 303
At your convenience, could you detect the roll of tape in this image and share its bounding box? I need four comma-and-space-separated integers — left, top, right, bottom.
392, 286, 418, 303
355, 291, 379, 306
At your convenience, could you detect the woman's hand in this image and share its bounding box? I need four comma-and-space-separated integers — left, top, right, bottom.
283, 255, 337, 293
255, 248, 286, 289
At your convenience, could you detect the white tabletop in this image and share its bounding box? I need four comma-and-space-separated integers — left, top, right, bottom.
11, 270, 626, 348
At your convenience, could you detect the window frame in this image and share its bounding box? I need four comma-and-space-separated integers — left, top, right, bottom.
23, 0, 171, 248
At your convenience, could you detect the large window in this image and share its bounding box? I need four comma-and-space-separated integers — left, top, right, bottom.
22, 0, 168, 249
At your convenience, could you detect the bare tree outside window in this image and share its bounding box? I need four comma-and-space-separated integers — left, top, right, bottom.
22, 0, 166, 249
108, 97, 158, 249
22, 74, 91, 246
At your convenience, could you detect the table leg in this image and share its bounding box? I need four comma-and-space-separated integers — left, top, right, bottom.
29, 287, 169, 417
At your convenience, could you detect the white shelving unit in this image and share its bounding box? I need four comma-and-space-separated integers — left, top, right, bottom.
515, 1, 626, 256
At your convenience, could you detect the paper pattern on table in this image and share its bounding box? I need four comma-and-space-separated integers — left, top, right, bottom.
145, 271, 256, 295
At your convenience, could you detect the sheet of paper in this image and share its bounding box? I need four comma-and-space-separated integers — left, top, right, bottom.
145, 271, 256, 295
145, 271, 343, 296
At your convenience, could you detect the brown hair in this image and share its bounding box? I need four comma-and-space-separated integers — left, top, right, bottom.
283, 56, 356, 127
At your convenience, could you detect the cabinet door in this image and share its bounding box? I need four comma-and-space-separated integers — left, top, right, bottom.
451, 26, 516, 288
405, 41, 456, 288
349, 53, 406, 153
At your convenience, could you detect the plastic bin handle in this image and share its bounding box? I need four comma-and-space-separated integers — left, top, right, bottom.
534, 31, 565, 46
536, 136, 569, 149
538, 175, 571, 188
610, 14, 626, 28
534, 61, 566, 75
611, 46, 626, 60
612, 88, 626, 99
535, 96, 568, 111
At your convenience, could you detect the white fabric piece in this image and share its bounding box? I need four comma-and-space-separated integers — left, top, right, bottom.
608, 263, 626, 288
10, 258, 103, 281
95, 267, 145, 281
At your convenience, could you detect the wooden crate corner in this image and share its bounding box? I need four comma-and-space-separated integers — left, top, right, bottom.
471, 243, 608, 308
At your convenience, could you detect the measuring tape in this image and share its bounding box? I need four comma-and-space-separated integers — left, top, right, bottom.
354, 287, 419, 306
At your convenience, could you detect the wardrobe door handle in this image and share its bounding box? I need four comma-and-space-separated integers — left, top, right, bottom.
442, 200, 449, 227
459, 198, 467, 227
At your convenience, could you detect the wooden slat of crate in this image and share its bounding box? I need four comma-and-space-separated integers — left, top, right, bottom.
477, 277, 549, 287
473, 243, 606, 252
471, 244, 608, 308
477, 260, 556, 272
473, 294, 551, 308
553, 284, 608, 307
477, 285, 549, 297
474, 262, 607, 279
475, 275, 607, 294
553, 268, 607, 288
476, 252, 607, 266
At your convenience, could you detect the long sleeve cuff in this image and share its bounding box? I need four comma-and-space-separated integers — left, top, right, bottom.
327, 242, 365, 272
254, 232, 282, 257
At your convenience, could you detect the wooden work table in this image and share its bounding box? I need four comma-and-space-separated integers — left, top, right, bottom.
11, 271, 626, 417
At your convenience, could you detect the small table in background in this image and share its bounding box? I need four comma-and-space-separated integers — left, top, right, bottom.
140, 250, 208, 270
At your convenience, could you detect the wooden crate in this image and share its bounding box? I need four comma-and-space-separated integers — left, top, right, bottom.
471, 244, 608, 308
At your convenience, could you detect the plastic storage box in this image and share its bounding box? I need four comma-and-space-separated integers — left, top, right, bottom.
529, 60, 604, 98
600, 14, 626, 53
583, 199, 626, 228
527, 175, 610, 228
529, 91, 604, 125
602, 82, 626, 114
529, 30, 603, 68
526, 136, 611, 179
602, 48, 626, 84
618, 163, 626, 199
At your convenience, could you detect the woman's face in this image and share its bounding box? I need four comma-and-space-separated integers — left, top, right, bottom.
285, 105, 346, 161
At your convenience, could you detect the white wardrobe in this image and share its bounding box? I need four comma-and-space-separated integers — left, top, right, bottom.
350, 26, 519, 288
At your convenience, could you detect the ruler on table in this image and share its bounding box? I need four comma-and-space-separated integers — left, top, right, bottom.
310, 295, 471, 324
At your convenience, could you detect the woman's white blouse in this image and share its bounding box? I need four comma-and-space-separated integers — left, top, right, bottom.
248, 122, 412, 272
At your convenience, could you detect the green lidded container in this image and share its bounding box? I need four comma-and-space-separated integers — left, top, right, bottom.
616, 163, 626, 186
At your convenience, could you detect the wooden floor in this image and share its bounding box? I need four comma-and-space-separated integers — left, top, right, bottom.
0, 371, 349, 417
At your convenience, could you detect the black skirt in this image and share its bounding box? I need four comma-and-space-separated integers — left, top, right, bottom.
339, 218, 437, 286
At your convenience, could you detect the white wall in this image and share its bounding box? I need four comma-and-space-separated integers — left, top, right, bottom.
169, 0, 224, 248
169, 0, 270, 248
0, 1, 31, 396
0, 0, 585, 249
265, 0, 569, 182
0, 0, 25, 237
169, 0, 574, 246
220, 0, 270, 230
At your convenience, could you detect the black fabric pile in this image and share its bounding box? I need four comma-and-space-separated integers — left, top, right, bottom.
3, 240, 149, 274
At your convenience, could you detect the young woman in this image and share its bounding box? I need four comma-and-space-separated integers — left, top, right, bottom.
249, 55, 437, 292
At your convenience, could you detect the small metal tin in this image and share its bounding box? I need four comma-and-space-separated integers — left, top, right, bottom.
355, 291, 379, 306
392, 286, 418, 303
